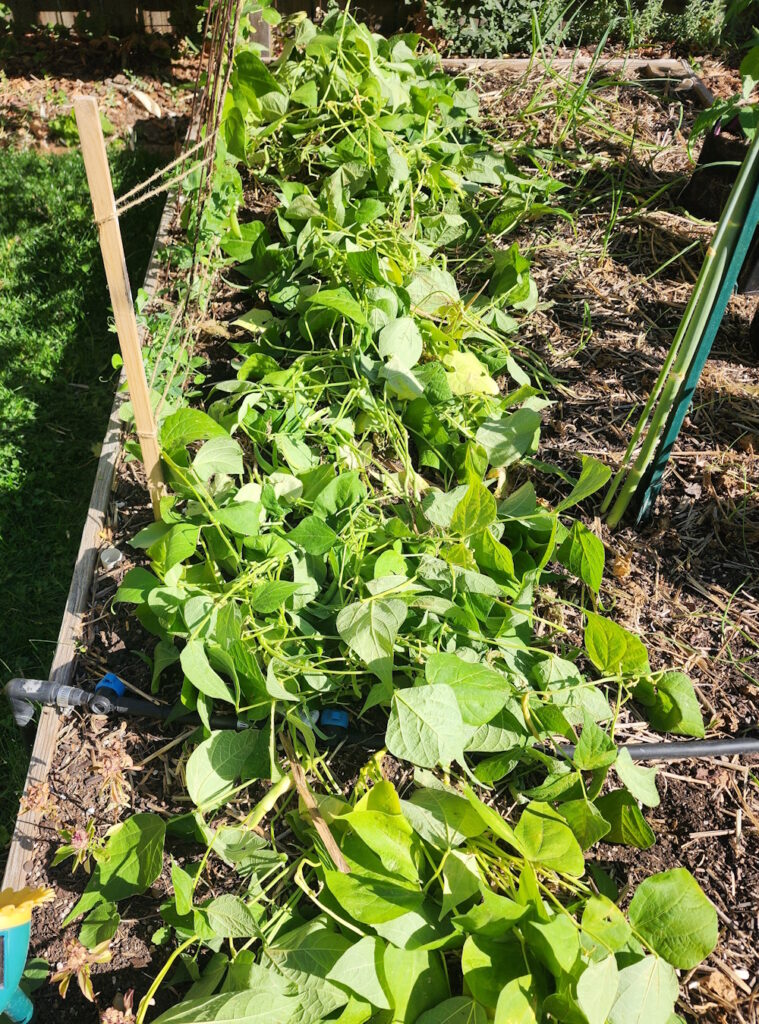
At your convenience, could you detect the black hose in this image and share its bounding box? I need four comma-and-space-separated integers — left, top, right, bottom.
624, 737, 759, 760
7, 678, 759, 762
4, 677, 242, 732
345, 729, 759, 762
102, 694, 242, 732
555, 736, 759, 761
546, 736, 759, 762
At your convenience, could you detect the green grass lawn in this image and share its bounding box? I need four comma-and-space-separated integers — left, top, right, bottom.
0, 145, 164, 858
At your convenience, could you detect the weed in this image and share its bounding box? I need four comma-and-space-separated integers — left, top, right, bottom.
50, 937, 112, 1002
49, 109, 115, 145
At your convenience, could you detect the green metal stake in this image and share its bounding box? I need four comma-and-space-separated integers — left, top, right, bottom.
633, 156, 759, 523
604, 129, 759, 526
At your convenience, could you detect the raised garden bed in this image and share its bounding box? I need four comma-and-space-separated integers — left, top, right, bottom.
4, 16, 759, 1024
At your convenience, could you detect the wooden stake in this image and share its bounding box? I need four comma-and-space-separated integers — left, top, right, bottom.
74, 95, 165, 519
248, 8, 271, 56
280, 733, 350, 874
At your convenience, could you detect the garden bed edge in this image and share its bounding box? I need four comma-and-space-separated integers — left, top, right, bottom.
2, 189, 177, 892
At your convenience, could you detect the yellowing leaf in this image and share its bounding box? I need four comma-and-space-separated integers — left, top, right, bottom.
444, 351, 499, 397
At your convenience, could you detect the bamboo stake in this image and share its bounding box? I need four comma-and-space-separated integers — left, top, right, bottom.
280, 733, 350, 874
74, 95, 165, 519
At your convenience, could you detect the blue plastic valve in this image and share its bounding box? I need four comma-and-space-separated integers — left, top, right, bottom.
96, 672, 126, 697
319, 708, 349, 730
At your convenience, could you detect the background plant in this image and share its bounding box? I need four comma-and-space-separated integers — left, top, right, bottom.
416, 0, 755, 56
419, 0, 564, 56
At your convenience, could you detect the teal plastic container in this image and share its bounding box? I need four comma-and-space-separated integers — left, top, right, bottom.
0, 888, 53, 1023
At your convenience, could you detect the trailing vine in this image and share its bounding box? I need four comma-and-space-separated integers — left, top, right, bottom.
56, 12, 718, 1024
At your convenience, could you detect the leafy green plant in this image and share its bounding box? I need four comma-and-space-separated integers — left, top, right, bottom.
48, 11, 720, 1021
295, 785, 715, 1020
420, 0, 564, 56
419, 0, 743, 54
61, 772, 716, 1022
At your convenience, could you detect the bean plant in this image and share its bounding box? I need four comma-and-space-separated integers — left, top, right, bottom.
60, 12, 718, 1024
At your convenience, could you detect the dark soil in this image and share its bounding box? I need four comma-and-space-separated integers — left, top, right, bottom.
485, 56, 759, 1022
9, 54, 759, 1024
0, 38, 198, 152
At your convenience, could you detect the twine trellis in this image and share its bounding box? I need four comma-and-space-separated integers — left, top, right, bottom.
111, 0, 245, 419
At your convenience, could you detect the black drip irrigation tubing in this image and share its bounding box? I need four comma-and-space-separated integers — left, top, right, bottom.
6, 676, 759, 763
561, 737, 759, 761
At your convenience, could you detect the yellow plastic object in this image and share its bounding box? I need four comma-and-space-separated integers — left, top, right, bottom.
0, 887, 54, 928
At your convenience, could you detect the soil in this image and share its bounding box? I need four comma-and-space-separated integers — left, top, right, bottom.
0, 33, 199, 152
6, 50, 759, 1024
484, 56, 759, 1022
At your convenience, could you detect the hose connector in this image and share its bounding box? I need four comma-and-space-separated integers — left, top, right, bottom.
4, 678, 91, 727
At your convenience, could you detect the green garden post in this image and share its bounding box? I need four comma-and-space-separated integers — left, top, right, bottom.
633, 151, 759, 523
